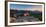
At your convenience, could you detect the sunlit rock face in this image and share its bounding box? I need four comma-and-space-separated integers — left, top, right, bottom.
24, 13, 29, 16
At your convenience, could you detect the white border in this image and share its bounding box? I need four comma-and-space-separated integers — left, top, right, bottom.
8, 2, 44, 25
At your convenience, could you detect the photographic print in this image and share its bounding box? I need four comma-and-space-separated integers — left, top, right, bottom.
7, 1, 45, 25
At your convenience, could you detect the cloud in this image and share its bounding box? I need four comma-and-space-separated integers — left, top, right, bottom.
10, 5, 42, 12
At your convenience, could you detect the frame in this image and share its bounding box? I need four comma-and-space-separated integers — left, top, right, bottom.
5, 1, 45, 26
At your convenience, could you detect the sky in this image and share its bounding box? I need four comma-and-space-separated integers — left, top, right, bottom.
10, 4, 42, 11
10, 4, 32, 9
